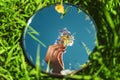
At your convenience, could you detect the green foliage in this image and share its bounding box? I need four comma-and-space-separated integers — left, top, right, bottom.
36, 45, 40, 80
0, 0, 120, 80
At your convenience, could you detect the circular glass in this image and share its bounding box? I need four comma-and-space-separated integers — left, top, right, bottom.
22, 3, 97, 75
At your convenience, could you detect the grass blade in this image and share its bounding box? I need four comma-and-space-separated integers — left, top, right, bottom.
81, 42, 91, 55
27, 32, 46, 48
36, 44, 40, 80
21, 54, 30, 80
27, 25, 39, 35
46, 59, 50, 73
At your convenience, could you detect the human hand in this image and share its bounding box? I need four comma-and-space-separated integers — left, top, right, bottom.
44, 44, 65, 74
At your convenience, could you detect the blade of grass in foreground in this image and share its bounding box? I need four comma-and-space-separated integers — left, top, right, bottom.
5, 44, 18, 65
104, 10, 118, 48
0, 73, 9, 80
21, 54, 30, 80
65, 75, 92, 79
65, 74, 101, 80
46, 59, 50, 73
0, 67, 13, 80
36, 44, 40, 80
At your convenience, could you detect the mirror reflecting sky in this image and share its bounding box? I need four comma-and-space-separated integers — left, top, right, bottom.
22, 3, 97, 74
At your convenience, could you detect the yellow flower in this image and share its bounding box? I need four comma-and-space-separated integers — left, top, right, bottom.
61, 36, 69, 46
55, 4, 65, 14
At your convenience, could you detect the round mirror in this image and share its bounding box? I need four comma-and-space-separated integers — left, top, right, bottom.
22, 3, 97, 75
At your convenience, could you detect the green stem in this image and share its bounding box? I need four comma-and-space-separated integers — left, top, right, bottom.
104, 10, 118, 47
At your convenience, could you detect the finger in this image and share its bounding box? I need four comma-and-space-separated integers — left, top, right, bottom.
52, 45, 65, 55
45, 45, 55, 62
53, 48, 65, 58
46, 45, 56, 57
57, 51, 64, 68
53, 44, 64, 47
45, 44, 65, 62
52, 44, 65, 49
51, 51, 63, 67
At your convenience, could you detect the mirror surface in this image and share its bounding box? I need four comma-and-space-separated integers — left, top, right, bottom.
22, 3, 97, 75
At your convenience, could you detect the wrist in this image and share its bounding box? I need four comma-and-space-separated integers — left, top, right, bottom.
51, 65, 63, 74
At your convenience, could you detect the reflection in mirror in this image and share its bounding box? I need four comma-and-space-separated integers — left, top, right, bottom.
22, 3, 97, 75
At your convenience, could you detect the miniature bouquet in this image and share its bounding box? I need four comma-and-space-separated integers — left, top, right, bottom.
55, 28, 75, 47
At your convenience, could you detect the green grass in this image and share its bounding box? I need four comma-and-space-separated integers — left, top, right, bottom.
0, 0, 120, 80
27, 26, 47, 48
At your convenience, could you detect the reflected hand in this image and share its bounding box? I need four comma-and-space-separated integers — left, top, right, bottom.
44, 44, 65, 74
